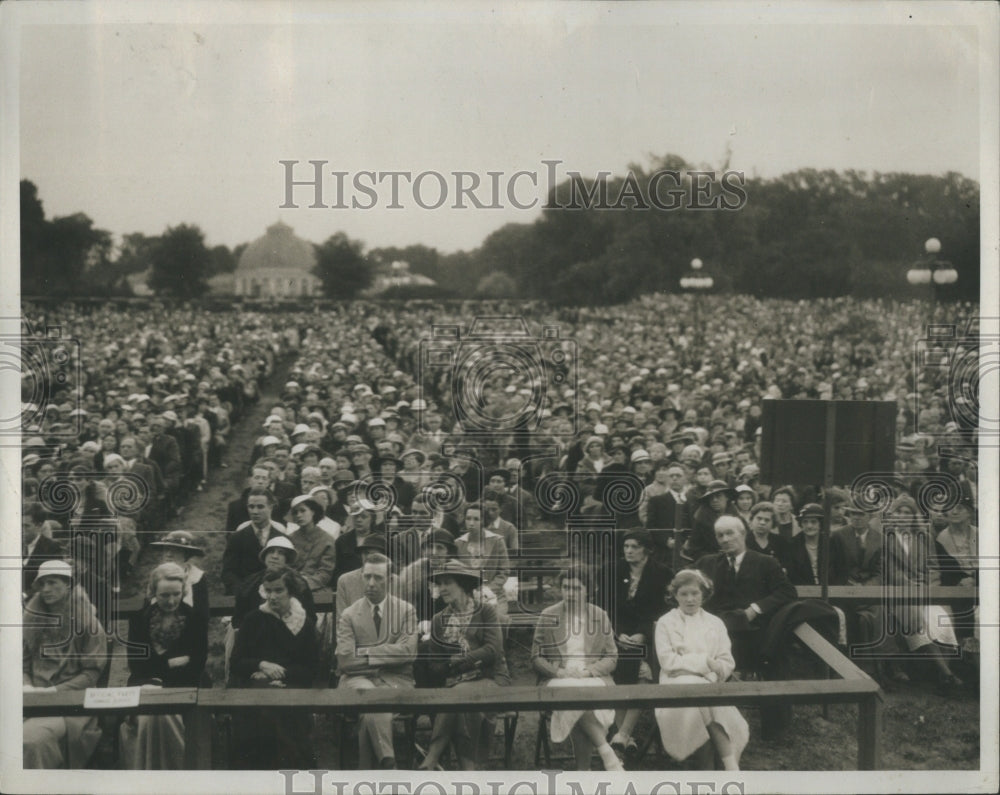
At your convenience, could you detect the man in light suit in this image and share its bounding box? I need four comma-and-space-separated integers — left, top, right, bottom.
334, 536, 400, 623
336, 553, 417, 769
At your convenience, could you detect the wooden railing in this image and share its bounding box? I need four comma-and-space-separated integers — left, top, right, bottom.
24, 618, 883, 770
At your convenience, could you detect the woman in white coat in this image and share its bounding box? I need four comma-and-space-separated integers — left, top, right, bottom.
654, 569, 749, 770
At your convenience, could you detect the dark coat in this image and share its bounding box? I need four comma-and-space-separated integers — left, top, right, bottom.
784, 533, 821, 586
829, 526, 882, 585
747, 531, 794, 575
233, 568, 315, 629
229, 606, 318, 688
148, 434, 182, 494
646, 491, 690, 531
22, 534, 65, 594
225, 489, 253, 534
696, 549, 797, 629
126, 600, 208, 687
220, 521, 287, 595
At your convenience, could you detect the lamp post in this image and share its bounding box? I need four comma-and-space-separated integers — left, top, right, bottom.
907, 237, 958, 314
680, 258, 714, 349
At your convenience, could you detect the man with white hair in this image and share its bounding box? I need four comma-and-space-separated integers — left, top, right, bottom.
695, 515, 796, 672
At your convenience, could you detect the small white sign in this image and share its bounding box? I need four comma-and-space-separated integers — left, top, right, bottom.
83, 686, 141, 709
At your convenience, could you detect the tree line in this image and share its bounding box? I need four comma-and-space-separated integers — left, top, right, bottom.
20, 155, 980, 303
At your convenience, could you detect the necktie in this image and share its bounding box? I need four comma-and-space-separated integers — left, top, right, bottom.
373, 604, 382, 636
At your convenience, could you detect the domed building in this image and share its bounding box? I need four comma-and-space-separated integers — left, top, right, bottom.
234, 221, 321, 297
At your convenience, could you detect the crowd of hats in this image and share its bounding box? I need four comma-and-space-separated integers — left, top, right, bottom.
20, 302, 296, 526
22, 295, 980, 534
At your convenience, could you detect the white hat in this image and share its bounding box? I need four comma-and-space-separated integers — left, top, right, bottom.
593, 423, 609, 435
292, 424, 311, 436
411, 399, 427, 411
35, 559, 73, 582
260, 435, 281, 447
291, 443, 309, 456
263, 415, 284, 427
368, 417, 386, 427
259, 535, 297, 564
630, 449, 651, 463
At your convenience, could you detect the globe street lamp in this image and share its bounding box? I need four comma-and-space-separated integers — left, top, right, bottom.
907, 238, 958, 312
680, 258, 714, 349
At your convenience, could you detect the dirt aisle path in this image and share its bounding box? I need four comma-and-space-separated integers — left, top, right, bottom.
109, 356, 295, 686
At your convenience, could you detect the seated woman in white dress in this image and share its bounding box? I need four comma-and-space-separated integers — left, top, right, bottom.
530, 563, 623, 772
654, 569, 749, 771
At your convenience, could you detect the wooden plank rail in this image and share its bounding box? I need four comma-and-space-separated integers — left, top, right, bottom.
796, 585, 976, 605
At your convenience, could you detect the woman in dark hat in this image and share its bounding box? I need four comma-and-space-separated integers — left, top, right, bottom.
120, 561, 209, 769
149, 530, 209, 621
399, 528, 457, 626
417, 561, 510, 771
609, 529, 672, 759
785, 503, 825, 585
685, 480, 736, 563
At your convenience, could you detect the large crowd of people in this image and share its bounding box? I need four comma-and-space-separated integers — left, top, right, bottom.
20, 294, 980, 771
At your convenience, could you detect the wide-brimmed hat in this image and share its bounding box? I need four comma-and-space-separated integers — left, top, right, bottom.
35, 559, 73, 583
798, 503, 824, 520
422, 528, 457, 555
700, 480, 734, 501
150, 530, 204, 557
356, 533, 387, 553
486, 468, 511, 485
259, 536, 297, 564
289, 494, 325, 519
622, 528, 655, 550
401, 448, 427, 465
429, 559, 481, 589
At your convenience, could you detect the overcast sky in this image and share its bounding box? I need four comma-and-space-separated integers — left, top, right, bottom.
14, 2, 987, 254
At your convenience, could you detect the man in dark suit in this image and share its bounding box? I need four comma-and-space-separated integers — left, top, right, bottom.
829, 505, 882, 586
119, 435, 165, 537
220, 489, 287, 595
829, 504, 883, 653
482, 489, 518, 553
644, 462, 690, 566
225, 466, 272, 534
144, 415, 182, 506
696, 515, 797, 671
22, 502, 65, 595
